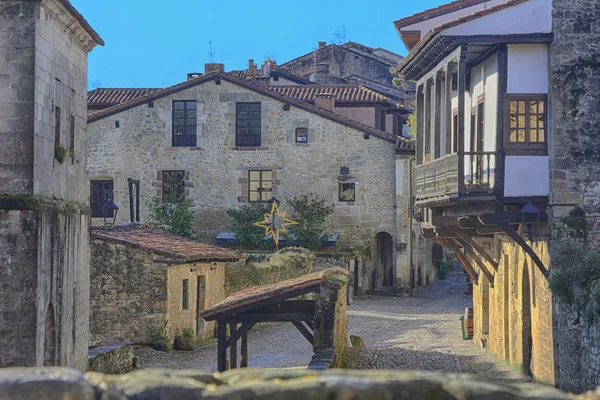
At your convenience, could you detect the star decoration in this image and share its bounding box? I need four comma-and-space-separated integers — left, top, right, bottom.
253, 201, 298, 246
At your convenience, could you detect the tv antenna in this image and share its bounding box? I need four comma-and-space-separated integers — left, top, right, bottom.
333, 25, 347, 45
208, 41, 215, 63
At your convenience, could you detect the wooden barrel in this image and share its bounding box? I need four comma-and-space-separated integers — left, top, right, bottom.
464, 307, 474, 338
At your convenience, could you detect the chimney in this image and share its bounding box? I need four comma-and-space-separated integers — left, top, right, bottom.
204, 63, 225, 74
313, 63, 330, 84
187, 72, 202, 80
315, 93, 335, 112
248, 59, 257, 77
318, 41, 327, 49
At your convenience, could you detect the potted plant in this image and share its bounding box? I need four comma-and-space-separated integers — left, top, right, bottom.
54, 142, 67, 165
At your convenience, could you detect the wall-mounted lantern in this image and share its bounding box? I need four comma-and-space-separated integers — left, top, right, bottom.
520, 201, 542, 241
102, 199, 119, 227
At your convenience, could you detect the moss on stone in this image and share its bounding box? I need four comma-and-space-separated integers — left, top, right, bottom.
0, 195, 90, 215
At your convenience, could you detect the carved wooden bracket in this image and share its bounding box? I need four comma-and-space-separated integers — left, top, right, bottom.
435, 238, 479, 284
448, 226, 499, 270
498, 223, 548, 277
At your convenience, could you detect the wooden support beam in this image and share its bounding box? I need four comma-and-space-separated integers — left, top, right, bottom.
454, 237, 495, 287
498, 223, 548, 276
435, 238, 479, 283
224, 313, 314, 324
229, 323, 237, 369
479, 211, 548, 226
291, 321, 314, 345
448, 227, 499, 270
241, 332, 248, 368
305, 320, 313, 331
225, 322, 255, 348
217, 321, 227, 372
458, 216, 480, 229
476, 226, 506, 235
432, 215, 460, 227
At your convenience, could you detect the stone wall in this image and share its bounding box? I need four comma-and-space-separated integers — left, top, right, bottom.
549, 0, 600, 393
224, 248, 315, 295
89, 239, 230, 344
471, 238, 554, 386
0, 367, 592, 400
334, 106, 375, 128
86, 343, 135, 375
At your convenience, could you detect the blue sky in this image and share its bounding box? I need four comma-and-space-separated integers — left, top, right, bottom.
72, 0, 449, 89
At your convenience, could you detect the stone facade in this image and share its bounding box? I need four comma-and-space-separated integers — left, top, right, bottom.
549, 0, 600, 392
87, 75, 409, 292
89, 237, 236, 345
0, 0, 101, 370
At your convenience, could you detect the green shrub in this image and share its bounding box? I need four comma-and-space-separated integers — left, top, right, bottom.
174, 328, 197, 351
549, 241, 600, 304
227, 203, 269, 249
147, 193, 195, 238
151, 320, 172, 352
284, 194, 334, 251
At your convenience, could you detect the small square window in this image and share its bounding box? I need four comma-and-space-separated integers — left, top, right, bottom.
162, 170, 185, 200
295, 128, 308, 143
249, 170, 272, 202
339, 183, 355, 202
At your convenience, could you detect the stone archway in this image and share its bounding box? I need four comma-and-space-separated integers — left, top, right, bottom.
522, 261, 533, 376
44, 303, 57, 367
375, 232, 394, 287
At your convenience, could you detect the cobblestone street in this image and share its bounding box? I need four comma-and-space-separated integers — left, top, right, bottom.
135, 266, 529, 383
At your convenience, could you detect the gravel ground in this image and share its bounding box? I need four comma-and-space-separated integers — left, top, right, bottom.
135, 266, 528, 383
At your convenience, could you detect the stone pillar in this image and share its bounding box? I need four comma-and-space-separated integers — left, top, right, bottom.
313, 268, 349, 368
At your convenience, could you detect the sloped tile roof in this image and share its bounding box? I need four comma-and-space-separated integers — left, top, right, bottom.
88, 88, 161, 106
265, 85, 401, 107
393, 0, 492, 29
201, 270, 326, 320
91, 225, 243, 262
86, 72, 414, 151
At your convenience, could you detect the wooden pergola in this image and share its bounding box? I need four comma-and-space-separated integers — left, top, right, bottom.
201, 271, 330, 372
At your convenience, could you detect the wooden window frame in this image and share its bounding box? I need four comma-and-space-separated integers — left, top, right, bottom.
182, 279, 189, 310
162, 170, 185, 200
236, 102, 261, 147
339, 182, 356, 202
172, 101, 197, 147
248, 170, 272, 202
295, 127, 308, 143
90, 179, 114, 218
476, 95, 485, 153
452, 109, 458, 153
504, 94, 548, 155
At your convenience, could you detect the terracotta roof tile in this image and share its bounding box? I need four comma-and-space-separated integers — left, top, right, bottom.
265, 85, 400, 107
91, 225, 243, 262
201, 271, 327, 320
88, 88, 161, 106
393, 0, 491, 29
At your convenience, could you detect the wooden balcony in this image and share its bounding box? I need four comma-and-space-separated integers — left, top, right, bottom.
415, 151, 496, 206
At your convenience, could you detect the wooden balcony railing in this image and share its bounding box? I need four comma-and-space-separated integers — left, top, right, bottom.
415, 151, 496, 203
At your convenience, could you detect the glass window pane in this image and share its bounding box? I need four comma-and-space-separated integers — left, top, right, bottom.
238, 127, 248, 135
530, 101, 538, 114
249, 171, 260, 181
262, 171, 272, 181
186, 101, 196, 110
510, 101, 517, 113
237, 103, 248, 112
530, 129, 538, 143
518, 116, 526, 128
509, 130, 517, 143
249, 181, 259, 191
174, 110, 185, 119
510, 117, 517, 129
538, 118, 545, 129
538, 130, 545, 143
237, 111, 248, 120
249, 127, 261, 135
186, 110, 197, 119
530, 115, 538, 129
340, 183, 355, 201
518, 101, 525, 113
174, 102, 185, 110
249, 191, 258, 202
518, 130, 526, 142
250, 103, 261, 112
538, 101, 545, 114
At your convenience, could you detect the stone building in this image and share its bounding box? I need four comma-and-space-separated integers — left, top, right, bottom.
86, 70, 418, 294
395, 0, 600, 392
90, 226, 244, 345
0, 0, 102, 369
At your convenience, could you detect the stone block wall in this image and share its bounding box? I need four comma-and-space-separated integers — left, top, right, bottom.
86, 343, 135, 375
471, 238, 554, 385
334, 106, 375, 128
549, 0, 600, 393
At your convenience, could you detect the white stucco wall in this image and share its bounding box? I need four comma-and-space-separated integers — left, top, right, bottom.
400, 0, 505, 40
507, 44, 549, 94
468, 53, 498, 153
504, 156, 549, 197
443, 0, 552, 37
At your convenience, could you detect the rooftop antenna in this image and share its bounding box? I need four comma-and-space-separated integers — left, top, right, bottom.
208, 41, 215, 63
333, 25, 347, 45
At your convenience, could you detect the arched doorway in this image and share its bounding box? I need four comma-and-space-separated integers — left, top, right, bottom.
44, 303, 57, 367
522, 262, 533, 376
376, 232, 394, 287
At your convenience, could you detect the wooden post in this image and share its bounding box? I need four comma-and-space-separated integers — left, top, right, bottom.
217, 321, 227, 372
457, 46, 467, 195
241, 331, 248, 368
229, 323, 237, 369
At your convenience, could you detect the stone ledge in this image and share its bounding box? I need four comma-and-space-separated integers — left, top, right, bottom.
0, 195, 91, 215
86, 342, 136, 375
0, 367, 590, 400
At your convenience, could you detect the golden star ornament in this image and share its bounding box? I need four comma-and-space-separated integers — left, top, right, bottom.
253, 201, 298, 246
